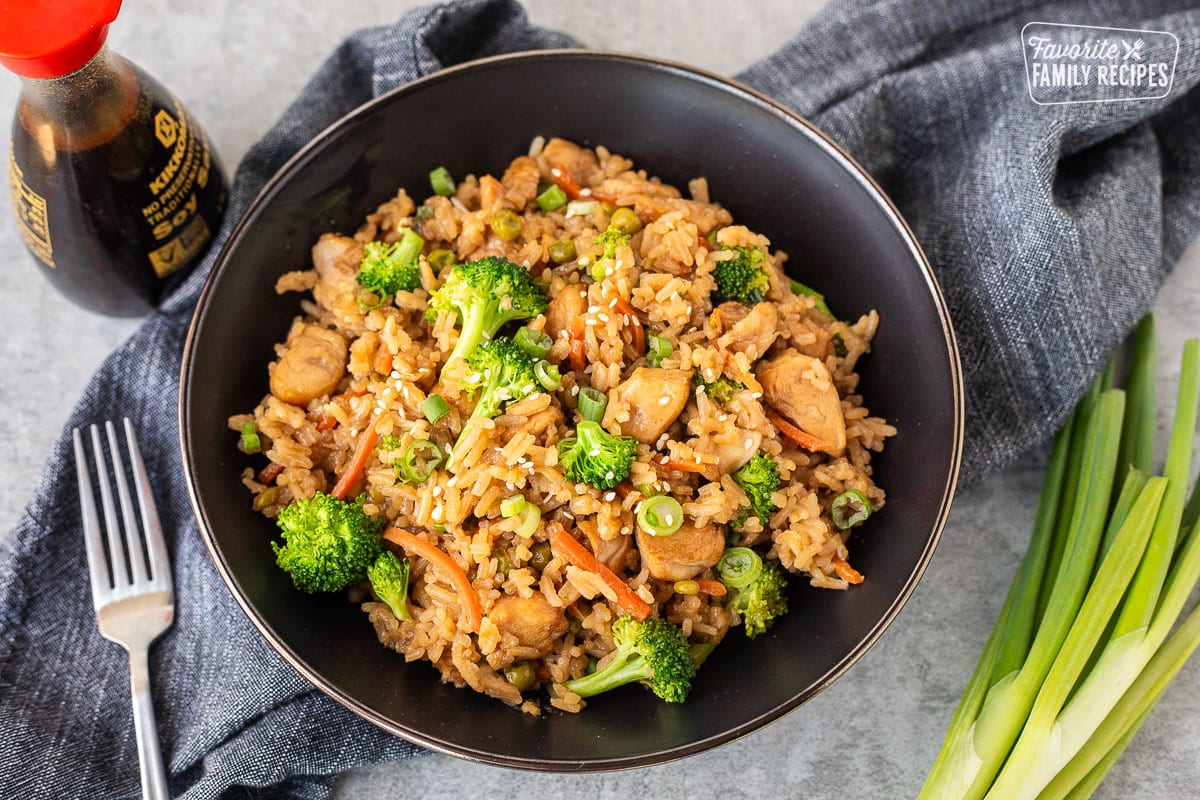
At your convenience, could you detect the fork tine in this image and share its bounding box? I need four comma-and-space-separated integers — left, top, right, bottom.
90, 424, 131, 587
123, 418, 172, 591
106, 420, 149, 587
73, 428, 112, 609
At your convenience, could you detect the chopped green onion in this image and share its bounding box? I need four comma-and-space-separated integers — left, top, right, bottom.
830, 333, 848, 357
428, 248, 456, 270
515, 326, 552, 359
589, 260, 609, 281
357, 290, 385, 312
416, 204, 435, 220
514, 504, 541, 538
610, 207, 643, 235
577, 386, 608, 423
536, 183, 568, 212
790, 278, 834, 318
717, 547, 763, 589
492, 547, 514, 577
637, 495, 684, 537
240, 421, 261, 453
394, 228, 424, 268
565, 200, 596, 218
647, 334, 672, 367
399, 439, 443, 483
534, 360, 562, 391
706, 229, 720, 246
429, 166, 456, 197
674, 580, 700, 596
421, 394, 451, 425
490, 209, 522, 241
500, 494, 527, 518
831, 490, 872, 530
549, 239, 577, 264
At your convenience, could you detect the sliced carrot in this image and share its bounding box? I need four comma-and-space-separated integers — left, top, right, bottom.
695, 579, 728, 597
765, 407, 831, 453
831, 555, 864, 585
697, 234, 716, 252
549, 528, 651, 621
373, 347, 394, 376
550, 165, 618, 206
656, 455, 713, 474
331, 424, 379, 500
383, 527, 484, 633
257, 462, 284, 485
568, 317, 587, 372
316, 415, 338, 432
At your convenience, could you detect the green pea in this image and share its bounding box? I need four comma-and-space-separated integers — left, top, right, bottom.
490, 209, 523, 241
529, 540, 553, 573
549, 239, 577, 264
493, 547, 514, 577
610, 207, 642, 235
504, 661, 537, 692
428, 248, 456, 270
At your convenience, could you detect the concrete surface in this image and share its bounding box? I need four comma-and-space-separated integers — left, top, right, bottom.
1, 2, 1197, 798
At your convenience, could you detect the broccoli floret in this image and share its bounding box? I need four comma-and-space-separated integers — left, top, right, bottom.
712, 245, 770, 306
696, 375, 744, 405
272, 492, 384, 593
367, 550, 412, 621
357, 231, 424, 297
732, 451, 780, 523
563, 616, 695, 702
596, 224, 631, 261
557, 420, 638, 490
427, 256, 548, 369
728, 559, 789, 638
461, 337, 539, 420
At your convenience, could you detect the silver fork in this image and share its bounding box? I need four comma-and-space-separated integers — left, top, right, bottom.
73, 419, 174, 800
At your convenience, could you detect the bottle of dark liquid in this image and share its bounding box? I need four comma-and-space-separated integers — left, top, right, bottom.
2, 0, 226, 316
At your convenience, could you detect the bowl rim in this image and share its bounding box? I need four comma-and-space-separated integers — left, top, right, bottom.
178, 48, 964, 771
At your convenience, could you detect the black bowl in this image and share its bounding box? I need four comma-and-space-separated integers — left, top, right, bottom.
180, 50, 962, 770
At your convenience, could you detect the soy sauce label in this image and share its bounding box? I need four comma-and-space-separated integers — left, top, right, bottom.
140, 98, 214, 277
7, 143, 54, 268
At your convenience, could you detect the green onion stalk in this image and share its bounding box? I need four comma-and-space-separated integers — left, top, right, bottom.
917, 321, 1200, 800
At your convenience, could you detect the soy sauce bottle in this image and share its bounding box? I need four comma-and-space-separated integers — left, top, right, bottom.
1, 0, 227, 316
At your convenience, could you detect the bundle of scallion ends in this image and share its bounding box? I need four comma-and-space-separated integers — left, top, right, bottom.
918, 317, 1200, 800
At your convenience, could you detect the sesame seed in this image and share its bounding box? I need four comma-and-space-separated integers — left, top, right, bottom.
694, 454, 703, 463
551, 168, 562, 177
563, 511, 575, 520
578, 257, 589, 266
432, 485, 443, 497
658, 396, 670, 406
585, 319, 597, 326
696, 385, 706, 395
752, 392, 763, 399
588, 305, 600, 314
604, 492, 616, 502
447, 476, 459, 487
744, 439, 755, 450
598, 313, 610, 323
614, 259, 623, 270
580, 188, 593, 197
431, 506, 444, 521
571, 385, 580, 396
663, 481, 671, 491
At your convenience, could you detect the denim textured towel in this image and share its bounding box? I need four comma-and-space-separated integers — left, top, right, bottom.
2, 0, 1198, 797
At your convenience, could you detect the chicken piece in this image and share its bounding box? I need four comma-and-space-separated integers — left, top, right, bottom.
579, 517, 633, 572
757, 350, 846, 456
785, 316, 834, 360
635, 520, 725, 582
716, 302, 779, 363
697, 428, 762, 473
607, 368, 692, 445
487, 594, 569, 656
310, 234, 362, 310
270, 325, 348, 407
544, 283, 587, 341
541, 137, 602, 186
478, 174, 507, 218
501, 156, 541, 210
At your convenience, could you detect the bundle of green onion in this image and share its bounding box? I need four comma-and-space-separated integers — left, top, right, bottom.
919, 317, 1200, 800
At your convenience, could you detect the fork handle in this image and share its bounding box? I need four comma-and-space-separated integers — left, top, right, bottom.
129, 647, 170, 800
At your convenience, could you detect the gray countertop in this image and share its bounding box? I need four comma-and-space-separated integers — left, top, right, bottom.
2, 2, 1198, 798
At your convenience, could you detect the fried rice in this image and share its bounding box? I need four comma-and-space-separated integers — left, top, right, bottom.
230, 137, 896, 713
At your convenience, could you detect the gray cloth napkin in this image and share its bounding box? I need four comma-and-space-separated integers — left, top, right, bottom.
1, 0, 1198, 797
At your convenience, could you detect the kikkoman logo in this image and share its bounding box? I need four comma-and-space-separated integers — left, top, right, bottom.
1022, 22, 1179, 105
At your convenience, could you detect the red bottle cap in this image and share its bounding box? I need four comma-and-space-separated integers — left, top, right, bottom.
0, 0, 122, 79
